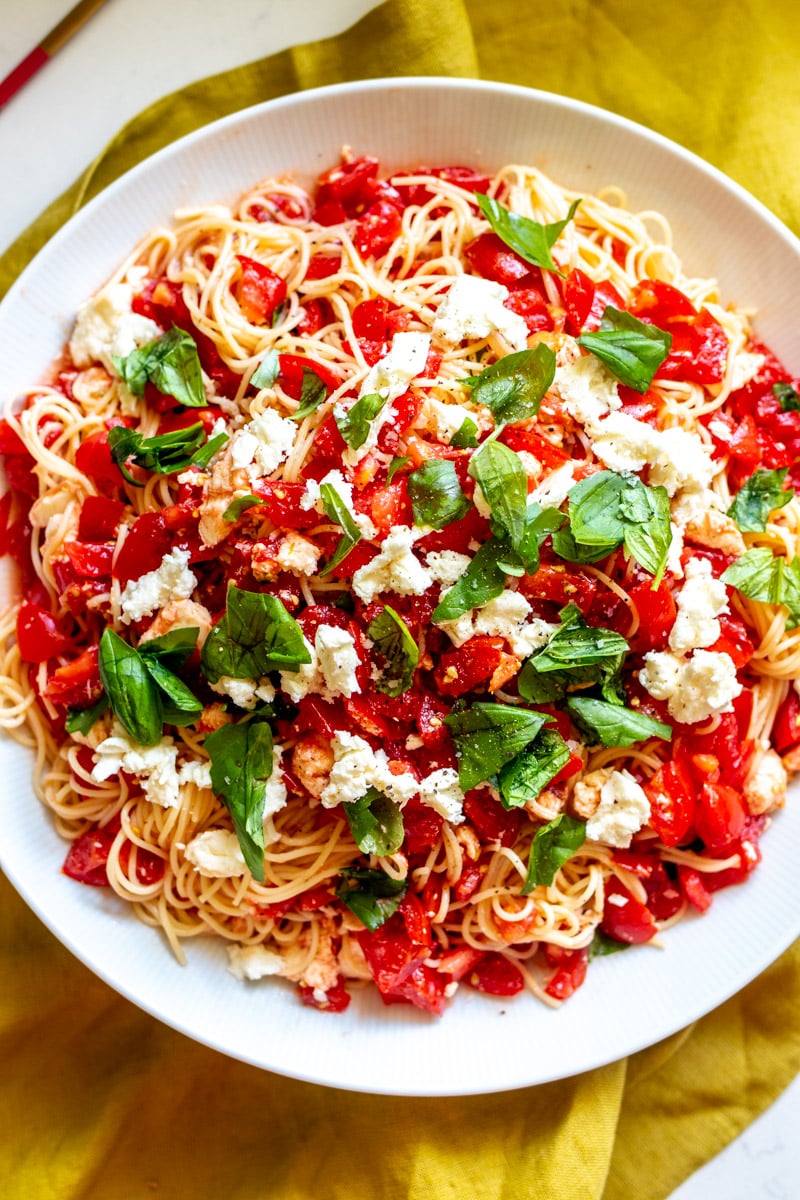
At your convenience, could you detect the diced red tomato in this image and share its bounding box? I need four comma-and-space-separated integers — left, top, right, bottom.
74, 429, 124, 488
463, 789, 521, 848
63, 540, 114, 578
433, 635, 508, 697
298, 978, 351, 1012
44, 646, 102, 708
112, 512, 173, 585
703, 816, 765, 891
453, 861, 484, 903
466, 952, 525, 997
773, 690, 800, 753
503, 286, 553, 333
416, 691, 453, 750
542, 945, 589, 1001
645, 760, 695, 846
314, 155, 380, 216
677, 865, 713, 912
707, 613, 755, 669
402, 799, 444, 857
465, 232, 534, 286
563, 269, 624, 335
499, 425, 571, 469
519, 561, 598, 613
119, 842, 166, 886
16, 603, 73, 662
628, 579, 677, 652
236, 255, 287, 324
304, 252, 342, 281
62, 827, 115, 887
628, 280, 728, 385
601, 876, 657, 944
77, 495, 126, 543
693, 781, 747, 851
356, 894, 446, 1014
354, 198, 403, 260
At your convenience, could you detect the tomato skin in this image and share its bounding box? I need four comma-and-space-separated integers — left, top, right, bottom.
356, 894, 447, 1015
503, 285, 554, 333
628, 580, 677, 653
304, 252, 342, 281
703, 816, 765, 891
519, 561, 598, 613
707, 613, 756, 670
277, 353, 339, 400
466, 952, 525, 997
63, 540, 114, 579
112, 512, 173, 585
645, 760, 695, 847
433, 635, 507, 697
694, 782, 747, 852
44, 646, 102, 708
402, 798, 444, 856
628, 280, 728, 385
465, 232, 533, 286
601, 876, 657, 944
677, 865, 713, 912
354, 198, 403, 259
563, 269, 624, 335
314, 155, 380, 216
236, 255, 287, 325
773, 690, 800, 753
542, 945, 589, 1001
77, 495, 126, 543
62, 827, 115, 887
463, 788, 521, 848
416, 691, 452, 749
74, 429, 124, 488
298, 978, 351, 1013
16, 602, 72, 662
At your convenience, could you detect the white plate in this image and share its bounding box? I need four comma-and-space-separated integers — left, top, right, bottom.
1, 78, 799, 1097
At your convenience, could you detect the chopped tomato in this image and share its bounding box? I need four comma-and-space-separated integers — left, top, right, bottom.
645, 760, 695, 846
74, 429, 124, 488
304, 252, 342, 281
628, 579, 677, 652
44, 646, 102, 708
354, 198, 403, 259
277, 353, 339, 400
314, 155, 380, 217
601, 876, 657, 944
251, 480, 320, 530
62, 827, 115, 886
299, 978, 351, 1012
463, 788, 521, 847
402, 799, 444, 856
519, 561, 598, 613
707, 613, 755, 669
677, 865, 713, 912
356, 894, 446, 1014
694, 781, 747, 851
236, 255, 287, 324
503, 285, 554, 333
542, 945, 589, 1001
563, 269, 624, 335
628, 279, 728, 385
16, 603, 72, 662
466, 952, 525, 996
63, 540, 114, 578
465, 232, 534, 286
77, 495, 126, 543
433, 635, 508, 697
773, 690, 800, 753
112, 512, 173, 585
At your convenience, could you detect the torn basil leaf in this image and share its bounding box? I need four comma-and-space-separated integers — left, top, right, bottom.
522, 814, 586, 892
518, 605, 626, 705
201, 583, 311, 683
387, 455, 412, 485
450, 417, 479, 448
566, 696, 672, 747
205, 717, 274, 883
408, 459, 469, 530
98, 627, 202, 745
444, 701, 550, 791
336, 868, 407, 931
251, 349, 280, 390
497, 728, 572, 810
343, 789, 404, 857
728, 467, 794, 532
431, 537, 508, 621
107, 423, 211, 483
475, 194, 580, 276
722, 547, 800, 629
318, 481, 365, 574
114, 326, 206, 408
463, 344, 556, 424
774, 382, 800, 412
567, 470, 672, 585
335, 392, 388, 449
65, 695, 109, 736
367, 605, 419, 697
577, 306, 671, 393
223, 494, 263, 521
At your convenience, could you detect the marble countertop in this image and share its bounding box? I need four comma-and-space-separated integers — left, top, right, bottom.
1, 2, 797, 1195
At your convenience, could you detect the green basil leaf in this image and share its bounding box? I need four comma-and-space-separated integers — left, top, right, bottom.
318, 481, 364, 574
468, 440, 553, 573
387, 455, 412, 485
251, 349, 280, 390
431, 537, 508, 621
408, 459, 469, 530
497, 729, 571, 810
334, 391, 389, 449
450, 417, 479, 448
108, 422, 209, 481
530, 604, 629, 672
114, 326, 207, 407
475, 194, 580, 275
190, 430, 229, 469
138, 627, 199, 669
522, 814, 587, 892
222, 494, 263, 522
567, 470, 672, 584
367, 605, 419, 696
589, 930, 633, 958
551, 525, 619, 564
464, 344, 556, 424
141, 657, 202, 726
444, 701, 550, 791
205, 718, 274, 882
728, 467, 794, 532
774, 382, 800, 412
722, 548, 800, 629
98, 628, 163, 745
201, 583, 311, 684
65, 695, 109, 735
343, 788, 405, 856
567, 696, 672, 747
336, 868, 407, 931
291, 366, 328, 421
577, 306, 672, 393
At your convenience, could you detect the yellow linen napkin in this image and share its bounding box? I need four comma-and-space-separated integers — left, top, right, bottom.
2, 3, 799, 1199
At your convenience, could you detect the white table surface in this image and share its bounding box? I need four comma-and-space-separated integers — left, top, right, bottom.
1, 2, 798, 1195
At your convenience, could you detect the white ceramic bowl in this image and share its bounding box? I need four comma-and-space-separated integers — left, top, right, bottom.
1, 78, 799, 1096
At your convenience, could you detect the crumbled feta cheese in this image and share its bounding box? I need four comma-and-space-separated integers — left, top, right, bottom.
744, 748, 787, 815
320, 730, 418, 809
279, 624, 361, 703
647, 426, 716, 496
666, 520, 685, 579
185, 829, 247, 877
230, 407, 297, 480
671, 484, 746, 556
436, 587, 557, 657
209, 676, 276, 710
530, 462, 576, 509
417, 768, 465, 824
119, 547, 197, 625
432, 275, 528, 352
263, 746, 288, 820
639, 648, 742, 724
586, 411, 656, 473
730, 351, 765, 391
276, 531, 321, 577
585, 769, 651, 848
418, 397, 477, 444
177, 759, 213, 790
360, 331, 431, 402
555, 354, 622, 425
227, 944, 285, 982
300, 468, 377, 539
69, 280, 162, 374
425, 549, 474, 587
351, 524, 432, 603
669, 558, 729, 653
471, 482, 492, 519
516, 450, 542, 482
91, 723, 181, 808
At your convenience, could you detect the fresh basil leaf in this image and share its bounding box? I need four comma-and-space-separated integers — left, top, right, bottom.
319, 481, 364, 574
450, 417, 479, 448
431, 537, 508, 621
567, 470, 672, 584
65, 695, 109, 735
141, 657, 202, 726
222, 494, 263, 521
108, 422, 209, 482
138, 627, 199, 669
114, 326, 207, 407
444, 701, 550, 791
387, 455, 412, 485
291, 367, 328, 421
335, 392, 388, 449
774, 382, 800, 412
728, 467, 794, 532
722, 548, 800, 629
343, 788, 405, 856
589, 930, 632, 958
464, 344, 556, 424
621, 484, 672, 584
190, 430, 229, 469
497, 729, 571, 810
522, 814, 587, 892
577, 306, 671, 393
98, 628, 163, 745
407, 459, 469, 530
567, 696, 672, 747
530, 604, 629, 672
251, 349, 280, 390
367, 605, 419, 696
336, 868, 407, 931
475, 194, 580, 275
205, 718, 274, 882
551, 525, 618, 564
201, 583, 311, 684
468, 440, 552, 573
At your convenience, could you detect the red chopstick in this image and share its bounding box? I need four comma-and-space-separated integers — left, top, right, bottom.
0, 0, 110, 108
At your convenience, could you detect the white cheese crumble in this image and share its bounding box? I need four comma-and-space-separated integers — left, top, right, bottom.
730, 350, 765, 391
118, 547, 197, 625
436, 587, 557, 657
351, 524, 432, 603
69, 278, 162, 375
425, 549, 474, 587
586, 413, 716, 497
669, 558, 729, 653
418, 397, 478, 444
276, 531, 321, 577
359, 331, 431, 401
185, 829, 247, 877
319, 731, 418, 809
432, 274, 528, 352
227, 944, 285, 982
209, 676, 276, 710
279, 624, 361, 703
263, 745, 288, 820
300, 468, 377, 539
230, 407, 297, 480
92, 725, 181, 808
417, 768, 465, 824
639, 648, 742, 725
530, 462, 576, 509
555, 354, 622, 425
585, 769, 651, 848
